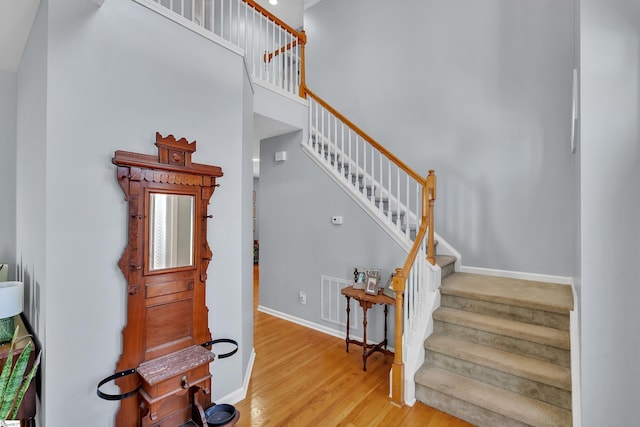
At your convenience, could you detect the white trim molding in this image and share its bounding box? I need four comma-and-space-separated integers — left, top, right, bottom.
459, 265, 573, 285
214, 348, 256, 405
133, 0, 244, 57
570, 279, 581, 427
257, 305, 395, 351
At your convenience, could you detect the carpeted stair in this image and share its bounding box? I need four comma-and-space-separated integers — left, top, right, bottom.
415, 271, 574, 427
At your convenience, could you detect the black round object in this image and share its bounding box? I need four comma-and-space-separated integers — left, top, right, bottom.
205, 404, 237, 426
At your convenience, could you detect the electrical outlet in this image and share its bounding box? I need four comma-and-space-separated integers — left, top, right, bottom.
299, 291, 307, 305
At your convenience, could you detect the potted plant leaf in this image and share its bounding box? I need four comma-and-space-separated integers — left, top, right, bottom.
0, 326, 41, 425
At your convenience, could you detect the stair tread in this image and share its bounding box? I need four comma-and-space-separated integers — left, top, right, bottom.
415, 366, 572, 427
434, 307, 570, 350
441, 273, 573, 314
425, 333, 571, 390
435, 255, 456, 268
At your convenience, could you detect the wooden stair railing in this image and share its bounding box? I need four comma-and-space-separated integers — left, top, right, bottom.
390, 170, 436, 405
141, 0, 306, 97
304, 87, 425, 185
243, 0, 307, 96
304, 87, 437, 406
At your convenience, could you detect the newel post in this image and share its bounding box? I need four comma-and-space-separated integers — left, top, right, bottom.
390, 267, 406, 406
426, 170, 437, 265
299, 30, 307, 98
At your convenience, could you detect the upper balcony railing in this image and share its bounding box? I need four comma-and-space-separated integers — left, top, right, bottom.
138, 0, 306, 98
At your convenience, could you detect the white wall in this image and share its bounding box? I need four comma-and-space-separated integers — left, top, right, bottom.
0, 71, 17, 270
305, 0, 577, 276
14, 0, 251, 424
580, 0, 640, 424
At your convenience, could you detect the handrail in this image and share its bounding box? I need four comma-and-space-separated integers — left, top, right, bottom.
264, 39, 300, 63
306, 86, 439, 405
390, 170, 436, 406
304, 87, 425, 185
244, 0, 306, 41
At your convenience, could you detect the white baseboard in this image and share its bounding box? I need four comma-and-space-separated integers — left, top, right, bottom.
259, 305, 345, 339
570, 280, 582, 427
257, 305, 395, 351
214, 348, 256, 405
459, 265, 573, 285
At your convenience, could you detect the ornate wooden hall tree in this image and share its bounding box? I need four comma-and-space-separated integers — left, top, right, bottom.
111, 133, 231, 426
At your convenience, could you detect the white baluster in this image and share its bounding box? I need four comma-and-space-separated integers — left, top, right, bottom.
221, 0, 225, 39
340, 122, 345, 181
228, 0, 232, 41
404, 174, 409, 231
348, 130, 353, 188
211, 0, 216, 35
320, 104, 325, 161
333, 114, 338, 172
314, 99, 318, 150
371, 144, 375, 207
251, 8, 256, 76
387, 159, 392, 224
297, 37, 301, 95
355, 135, 359, 191
272, 25, 276, 87
259, 14, 264, 81
396, 167, 401, 236
378, 150, 383, 215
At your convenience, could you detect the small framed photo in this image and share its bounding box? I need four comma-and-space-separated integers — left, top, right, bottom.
364, 273, 380, 295
353, 267, 368, 289
382, 273, 395, 299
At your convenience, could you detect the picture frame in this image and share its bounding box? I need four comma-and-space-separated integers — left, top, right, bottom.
382, 273, 395, 299
364, 273, 380, 295
353, 267, 368, 289
353, 268, 381, 290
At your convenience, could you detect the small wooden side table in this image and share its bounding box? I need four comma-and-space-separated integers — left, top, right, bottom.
341, 286, 394, 371
0, 315, 36, 427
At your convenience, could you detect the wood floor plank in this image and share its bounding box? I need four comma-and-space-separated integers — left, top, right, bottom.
232, 266, 474, 427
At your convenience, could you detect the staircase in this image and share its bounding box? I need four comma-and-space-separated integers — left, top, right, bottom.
137, 1, 576, 420
415, 271, 573, 426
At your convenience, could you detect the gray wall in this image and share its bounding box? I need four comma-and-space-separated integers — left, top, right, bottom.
0, 71, 17, 271
15, 0, 48, 395
259, 130, 406, 343
15, 0, 252, 424
580, 0, 640, 424
305, 0, 577, 276
253, 177, 259, 241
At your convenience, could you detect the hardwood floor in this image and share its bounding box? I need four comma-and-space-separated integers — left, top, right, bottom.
231, 266, 474, 427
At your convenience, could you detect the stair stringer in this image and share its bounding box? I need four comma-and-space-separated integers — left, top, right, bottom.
302, 141, 412, 252
302, 131, 460, 262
